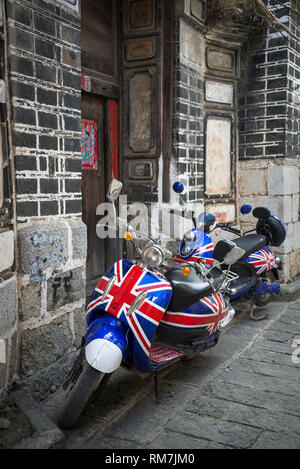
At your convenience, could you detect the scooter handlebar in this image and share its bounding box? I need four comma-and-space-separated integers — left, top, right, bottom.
216, 224, 242, 236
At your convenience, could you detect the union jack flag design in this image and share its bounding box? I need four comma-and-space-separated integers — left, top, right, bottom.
87, 260, 173, 356
161, 292, 228, 335
174, 242, 214, 266
246, 247, 277, 276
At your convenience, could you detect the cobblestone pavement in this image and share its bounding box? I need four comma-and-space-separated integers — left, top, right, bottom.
43, 300, 300, 449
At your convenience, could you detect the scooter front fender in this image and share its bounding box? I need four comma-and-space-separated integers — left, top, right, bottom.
84, 315, 129, 373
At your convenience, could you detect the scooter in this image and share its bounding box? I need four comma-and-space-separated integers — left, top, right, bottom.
172, 182, 286, 320
57, 179, 258, 429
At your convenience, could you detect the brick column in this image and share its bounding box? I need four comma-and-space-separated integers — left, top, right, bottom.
7, 0, 87, 391
172, 16, 205, 206
238, 0, 300, 281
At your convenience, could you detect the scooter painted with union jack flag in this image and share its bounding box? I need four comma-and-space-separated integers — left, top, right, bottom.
57, 179, 261, 428
172, 182, 286, 321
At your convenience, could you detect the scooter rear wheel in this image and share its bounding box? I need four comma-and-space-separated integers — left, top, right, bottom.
57, 358, 109, 429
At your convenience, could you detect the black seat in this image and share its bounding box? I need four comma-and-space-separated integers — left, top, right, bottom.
233, 234, 267, 260
165, 267, 224, 312
213, 234, 266, 263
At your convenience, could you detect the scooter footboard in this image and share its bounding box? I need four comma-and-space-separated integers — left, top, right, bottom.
84, 315, 129, 373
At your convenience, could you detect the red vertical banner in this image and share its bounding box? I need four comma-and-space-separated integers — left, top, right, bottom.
108, 100, 118, 179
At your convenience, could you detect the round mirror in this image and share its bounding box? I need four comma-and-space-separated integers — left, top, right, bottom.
173, 182, 184, 194
240, 204, 252, 215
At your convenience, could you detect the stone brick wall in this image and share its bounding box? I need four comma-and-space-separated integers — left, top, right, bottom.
172, 15, 205, 206
8, 0, 82, 218
238, 0, 300, 282
0, 0, 18, 404
0, 0, 87, 399
238, 0, 294, 161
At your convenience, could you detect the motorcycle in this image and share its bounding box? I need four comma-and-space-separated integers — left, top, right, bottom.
57, 179, 259, 429
172, 182, 286, 320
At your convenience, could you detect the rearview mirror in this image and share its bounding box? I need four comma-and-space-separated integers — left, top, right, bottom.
107, 179, 123, 202
240, 204, 252, 215
173, 182, 184, 194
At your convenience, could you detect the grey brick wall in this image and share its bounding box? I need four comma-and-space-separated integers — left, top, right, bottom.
172, 17, 205, 204
1, 0, 87, 399
238, 0, 300, 161
238, 0, 300, 281
7, 0, 82, 219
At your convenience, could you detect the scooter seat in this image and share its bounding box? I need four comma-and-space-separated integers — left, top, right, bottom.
233, 234, 267, 261
165, 267, 224, 311
213, 234, 267, 263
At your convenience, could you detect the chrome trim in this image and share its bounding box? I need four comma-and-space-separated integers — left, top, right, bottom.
220, 305, 235, 329
102, 274, 116, 299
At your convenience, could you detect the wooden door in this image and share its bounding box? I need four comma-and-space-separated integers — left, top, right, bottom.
82, 94, 120, 297
81, 0, 120, 297
81, 94, 107, 297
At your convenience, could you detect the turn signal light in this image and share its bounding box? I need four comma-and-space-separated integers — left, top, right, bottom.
182, 267, 191, 276
124, 231, 133, 241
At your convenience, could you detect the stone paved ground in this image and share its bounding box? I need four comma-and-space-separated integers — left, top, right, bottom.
42, 299, 300, 450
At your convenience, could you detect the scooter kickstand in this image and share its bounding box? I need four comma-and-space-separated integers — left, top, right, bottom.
249, 295, 268, 321
154, 369, 174, 403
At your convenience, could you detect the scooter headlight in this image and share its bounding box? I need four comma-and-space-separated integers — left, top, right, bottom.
183, 230, 195, 244
179, 230, 196, 258
142, 245, 164, 268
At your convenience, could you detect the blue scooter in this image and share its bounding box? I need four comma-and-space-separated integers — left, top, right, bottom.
57, 179, 260, 428
172, 182, 286, 320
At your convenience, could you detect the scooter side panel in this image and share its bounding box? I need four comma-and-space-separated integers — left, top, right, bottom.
245, 246, 278, 275
161, 292, 229, 336
86, 259, 173, 373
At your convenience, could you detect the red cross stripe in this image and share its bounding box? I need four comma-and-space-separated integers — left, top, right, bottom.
174, 243, 214, 265
161, 292, 228, 335
248, 249, 277, 275
87, 261, 172, 355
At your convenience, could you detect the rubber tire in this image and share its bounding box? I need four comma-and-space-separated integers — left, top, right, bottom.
254, 271, 276, 307
57, 359, 108, 429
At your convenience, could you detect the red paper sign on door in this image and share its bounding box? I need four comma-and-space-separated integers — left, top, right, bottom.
81, 119, 98, 170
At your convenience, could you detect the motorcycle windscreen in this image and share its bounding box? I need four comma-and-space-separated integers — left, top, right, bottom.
86, 259, 173, 372
174, 231, 214, 266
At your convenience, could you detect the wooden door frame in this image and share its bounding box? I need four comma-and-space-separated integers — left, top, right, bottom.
81, 0, 122, 275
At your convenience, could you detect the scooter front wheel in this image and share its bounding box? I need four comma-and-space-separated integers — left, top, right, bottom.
57, 358, 110, 429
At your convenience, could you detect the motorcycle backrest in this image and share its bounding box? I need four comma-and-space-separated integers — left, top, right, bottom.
252, 207, 271, 219
256, 215, 286, 247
